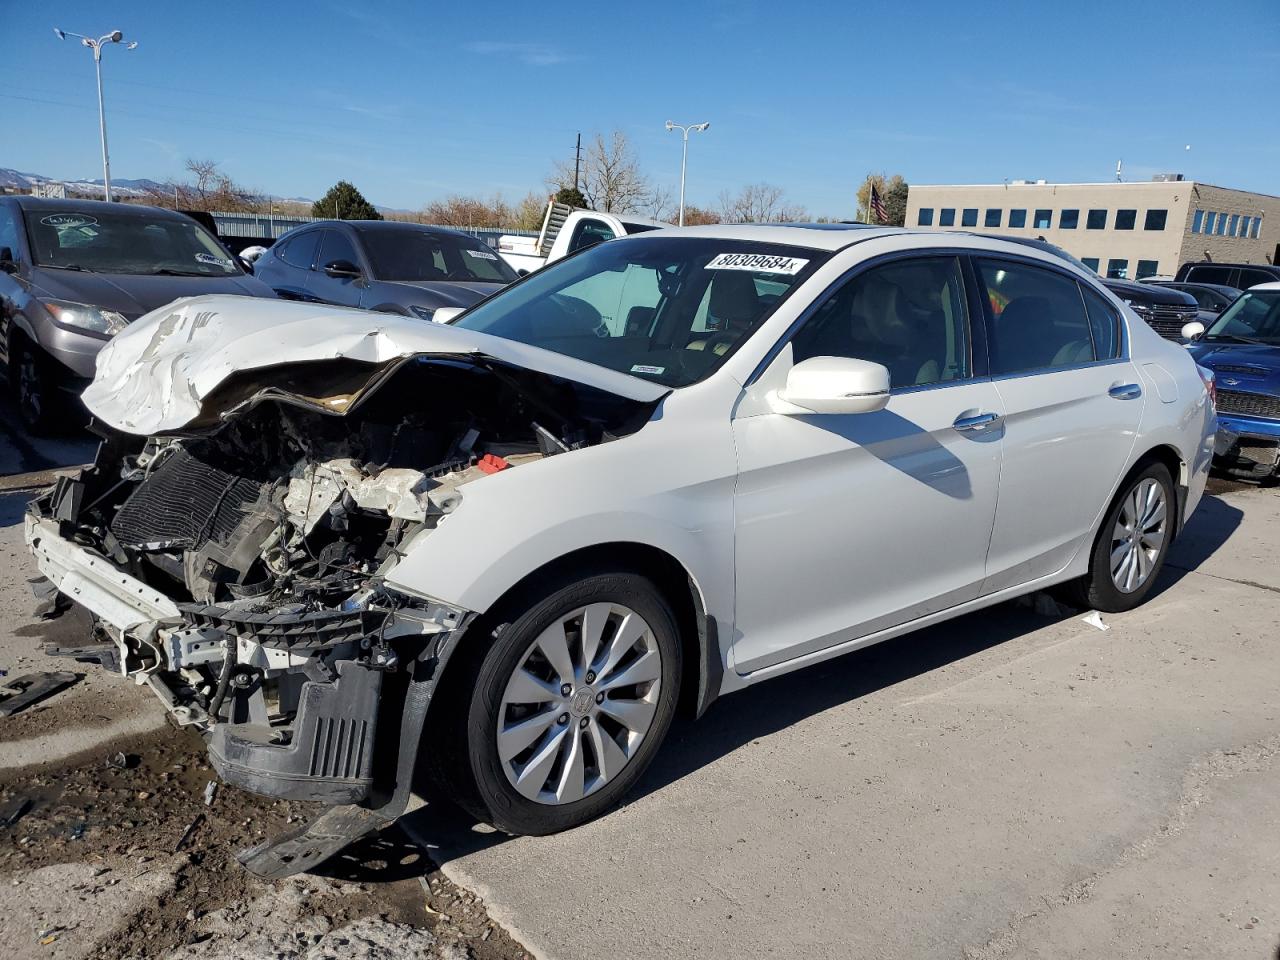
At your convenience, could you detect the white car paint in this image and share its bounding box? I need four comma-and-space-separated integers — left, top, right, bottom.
52, 225, 1214, 706
82, 294, 667, 435
497, 205, 668, 274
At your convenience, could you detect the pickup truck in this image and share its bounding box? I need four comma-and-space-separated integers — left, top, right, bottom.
497, 201, 668, 274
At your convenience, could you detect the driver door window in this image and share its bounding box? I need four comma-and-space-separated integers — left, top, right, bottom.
567, 219, 616, 254
790, 256, 971, 388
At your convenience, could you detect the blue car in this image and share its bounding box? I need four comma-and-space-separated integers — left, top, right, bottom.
1189, 282, 1280, 481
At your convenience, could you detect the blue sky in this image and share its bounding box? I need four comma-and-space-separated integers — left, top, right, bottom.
2, 0, 1277, 216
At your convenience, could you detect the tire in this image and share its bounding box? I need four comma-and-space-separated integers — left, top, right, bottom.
438, 570, 682, 836
1061, 461, 1176, 613
9, 334, 60, 435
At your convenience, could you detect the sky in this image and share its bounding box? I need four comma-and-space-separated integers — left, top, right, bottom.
2, 0, 1278, 217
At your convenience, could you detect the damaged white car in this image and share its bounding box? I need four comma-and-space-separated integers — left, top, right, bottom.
26, 225, 1215, 877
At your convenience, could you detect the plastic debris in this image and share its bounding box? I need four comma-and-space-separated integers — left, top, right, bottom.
0, 671, 79, 717
175, 813, 205, 851
1081, 611, 1110, 631
0, 796, 31, 828
203, 780, 217, 806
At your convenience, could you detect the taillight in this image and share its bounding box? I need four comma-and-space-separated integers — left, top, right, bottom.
1196, 364, 1216, 407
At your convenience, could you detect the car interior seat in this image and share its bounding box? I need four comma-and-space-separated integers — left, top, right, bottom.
687, 271, 763, 355
994, 296, 1055, 373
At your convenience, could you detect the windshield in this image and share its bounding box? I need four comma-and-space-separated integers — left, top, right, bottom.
1204, 290, 1280, 343
452, 236, 826, 388
25, 209, 240, 276
357, 227, 517, 284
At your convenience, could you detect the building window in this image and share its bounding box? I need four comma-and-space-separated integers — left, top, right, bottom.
1033, 209, 1052, 229
1115, 209, 1137, 230
1216, 213, 1227, 236
1081, 257, 1100, 273
1228, 213, 1239, 237
1191, 210, 1204, 233
1106, 258, 1129, 279
1144, 209, 1167, 231
1204, 212, 1216, 234
1087, 209, 1107, 230
1009, 209, 1026, 228
939, 208, 955, 227
961, 208, 978, 227
917, 207, 934, 226
1135, 259, 1159, 279
1238, 216, 1251, 237
1251, 217, 1262, 238
984, 208, 1002, 227
1059, 209, 1079, 230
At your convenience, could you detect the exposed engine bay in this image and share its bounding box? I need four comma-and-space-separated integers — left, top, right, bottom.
27, 353, 656, 823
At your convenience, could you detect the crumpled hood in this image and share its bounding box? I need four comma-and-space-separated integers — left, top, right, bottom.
30, 267, 274, 320
82, 295, 667, 435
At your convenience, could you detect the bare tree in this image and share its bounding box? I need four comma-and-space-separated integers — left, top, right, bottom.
514, 192, 550, 231
717, 183, 807, 223
551, 131, 650, 214
422, 194, 514, 229
642, 184, 675, 223
680, 204, 721, 226
150, 158, 261, 212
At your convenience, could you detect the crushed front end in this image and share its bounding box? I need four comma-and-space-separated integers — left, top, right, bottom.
24, 350, 653, 874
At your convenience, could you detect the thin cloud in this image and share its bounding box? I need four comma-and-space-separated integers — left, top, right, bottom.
464, 41, 574, 67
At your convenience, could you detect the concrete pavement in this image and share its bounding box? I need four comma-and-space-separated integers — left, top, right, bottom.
408, 485, 1280, 960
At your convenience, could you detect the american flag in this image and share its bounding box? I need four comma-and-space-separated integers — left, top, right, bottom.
869, 184, 888, 224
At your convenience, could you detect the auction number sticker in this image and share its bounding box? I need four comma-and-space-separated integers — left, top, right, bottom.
41, 214, 98, 228
630, 364, 666, 375
705, 252, 808, 275
194, 252, 232, 266
464, 248, 498, 260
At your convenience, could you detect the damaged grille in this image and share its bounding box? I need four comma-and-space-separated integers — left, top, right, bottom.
112, 448, 265, 550
1216, 389, 1280, 420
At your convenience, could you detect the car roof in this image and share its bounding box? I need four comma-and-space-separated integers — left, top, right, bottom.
1150, 280, 1241, 294
1186, 261, 1280, 273
10, 196, 194, 222
1248, 281, 1280, 291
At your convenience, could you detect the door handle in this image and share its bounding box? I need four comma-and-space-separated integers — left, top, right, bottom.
952, 411, 1002, 432
1108, 383, 1143, 400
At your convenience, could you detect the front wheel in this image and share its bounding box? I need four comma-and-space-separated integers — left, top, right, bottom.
443, 571, 682, 836
10, 336, 60, 435
1063, 461, 1176, 613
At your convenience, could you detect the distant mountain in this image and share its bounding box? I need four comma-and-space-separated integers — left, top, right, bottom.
0, 167, 316, 206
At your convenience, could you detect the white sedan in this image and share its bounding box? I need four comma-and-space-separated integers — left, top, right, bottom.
25, 224, 1215, 873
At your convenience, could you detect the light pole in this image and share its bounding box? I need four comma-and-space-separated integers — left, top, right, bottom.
54, 27, 138, 203
665, 120, 710, 226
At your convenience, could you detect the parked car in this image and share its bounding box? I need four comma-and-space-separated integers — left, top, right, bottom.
0, 196, 274, 432
253, 220, 517, 320
992, 235, 1201, 341
1141, 279, 1242, 326
26, 225, 1214, 877
497, 200, 667, 274
1175, 261, 1280, 290
1187, 281, 1280, 480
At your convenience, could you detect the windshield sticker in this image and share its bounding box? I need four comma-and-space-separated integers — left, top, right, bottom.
194, 252, 232, 266
706, 252, 809, 275
630, 364, 666, 375
464, 248, 499, 260
41, 214, 98, 228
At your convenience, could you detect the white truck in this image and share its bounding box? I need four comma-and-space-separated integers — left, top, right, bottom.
496, 201, 668, 274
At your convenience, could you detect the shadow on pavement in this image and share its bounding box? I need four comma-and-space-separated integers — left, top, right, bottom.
412, 491, 1249, 864
0, 393, 97, 480
0, 491, 32, 529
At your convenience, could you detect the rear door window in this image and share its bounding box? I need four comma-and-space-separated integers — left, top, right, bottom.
1080, 285, 1121, 360
567, 219, 617, 254
977, 259, 1096, 374
1185, 265, 1234, 285
1238, 268, 1278, 289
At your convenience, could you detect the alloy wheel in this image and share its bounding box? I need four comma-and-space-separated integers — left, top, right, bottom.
1109, 477, 1167, 593
496, 602, 663, 805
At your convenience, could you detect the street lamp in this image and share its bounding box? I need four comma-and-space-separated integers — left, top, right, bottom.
54, 27, 138, 203
665, 120, 710, 227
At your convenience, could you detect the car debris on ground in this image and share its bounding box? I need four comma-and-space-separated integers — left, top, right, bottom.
0, 670, 78, 717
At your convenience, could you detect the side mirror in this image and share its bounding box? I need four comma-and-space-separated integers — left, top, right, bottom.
778, 356, 891, 415
323, 259, 361, 279
430, 306, 465, 325
1181, 321, 1206, 341
0, 247, 16, 273
236, 256, 253, 274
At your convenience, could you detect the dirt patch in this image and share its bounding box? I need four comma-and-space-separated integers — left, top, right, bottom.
0, 725, 532, 960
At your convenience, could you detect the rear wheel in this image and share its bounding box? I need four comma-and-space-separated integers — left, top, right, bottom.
1062, 461, 1175, 612
439, 571, 682, 835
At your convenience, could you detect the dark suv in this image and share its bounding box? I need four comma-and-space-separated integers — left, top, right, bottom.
1176, 262, 1280, 290
0, 197, 274, 432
